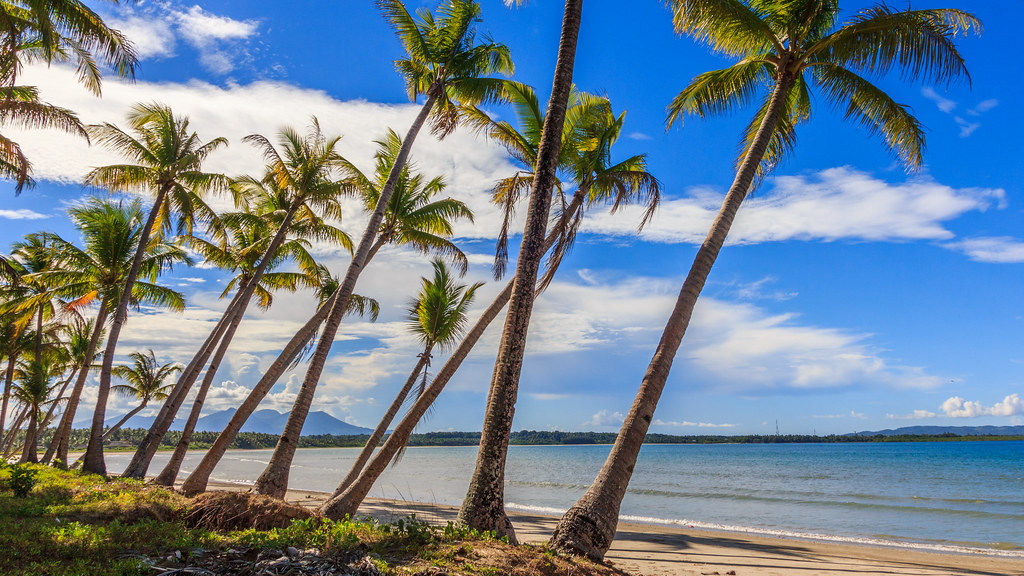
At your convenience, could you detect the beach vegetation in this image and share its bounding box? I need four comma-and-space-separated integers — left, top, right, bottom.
0, 465, 626, 576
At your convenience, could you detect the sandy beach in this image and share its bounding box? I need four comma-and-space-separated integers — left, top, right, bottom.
201, 480, 1024, 576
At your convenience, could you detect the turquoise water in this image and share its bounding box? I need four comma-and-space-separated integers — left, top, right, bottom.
105, 441, 1024, 556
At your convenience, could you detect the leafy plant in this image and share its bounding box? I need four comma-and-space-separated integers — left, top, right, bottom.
6, 464, 38, 497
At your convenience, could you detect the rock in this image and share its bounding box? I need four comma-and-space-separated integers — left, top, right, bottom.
287, 546, 301, 557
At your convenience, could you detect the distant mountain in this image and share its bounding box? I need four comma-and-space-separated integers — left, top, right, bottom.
850, 425, 1024, 436
75, 408, 372, 436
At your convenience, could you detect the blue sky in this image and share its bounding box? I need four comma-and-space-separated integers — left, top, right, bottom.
2, 0, 1022, 435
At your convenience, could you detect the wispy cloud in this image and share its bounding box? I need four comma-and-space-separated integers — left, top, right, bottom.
728, 276, 798, 302
652, 419, 735, 428
627, 132, 651, 141
813, 411, 867, 420
0, 208, 49, 220
922, 87, 956, 113
108, 3, 260, 74
945, 236, 1024, 263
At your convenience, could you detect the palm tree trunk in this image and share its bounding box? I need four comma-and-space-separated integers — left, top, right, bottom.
1, 406, 28, 459
35, 371, 76, 462
122, 204, 300, 480
334, 344, 433, 495
458, 0, 584, 541
178, 291, 339, 495
18, 407, 38, 463
46, 301, 109, 467
120, 290, 241, 479
320, 190, 588, 520
99, 401, 147, 443
252, 92, 439, 499
84, 187, 169, 475
547, 71, 796, 560
153, 304, 246, 486
0, 354, 16, 435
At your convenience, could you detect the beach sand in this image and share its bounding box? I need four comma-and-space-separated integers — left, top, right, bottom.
206, 481, 1024, 576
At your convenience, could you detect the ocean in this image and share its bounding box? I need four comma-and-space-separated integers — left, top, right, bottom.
103, 440, 1024, 557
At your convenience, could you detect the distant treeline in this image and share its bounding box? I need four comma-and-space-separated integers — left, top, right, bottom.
43, 428, 1024, 451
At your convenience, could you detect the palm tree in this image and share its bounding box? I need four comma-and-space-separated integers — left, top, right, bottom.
39, 316, 99, 464
0, 306, 33, 436
457, 0, 583, 538
548, 0, 979, 559
178, 265, 378, 495
82, 103, 227, 475
101, 350, 178, 441
319, 89, 659, 521
34, 197, 187, 467
152, 221, 323, 487
123, 120, 352, 480
252, 126, 477, 498
332, 259, 482, 495
0, 0, 137, 192
13, 346, 67, 463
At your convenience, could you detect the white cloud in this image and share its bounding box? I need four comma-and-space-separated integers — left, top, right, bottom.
110, 15, 176, 59
585, 410, 624, 428
583, 167, 1003, 245
730, 276, 797, 302
627, 132, 651, 141
954, 116, 980, 138
945, 236, 1024, 263
652, 419, 735, 428
174, 6, 259, 46
922, 87, 956, 113
813, 411, 867, 420
885, 409, 937, 420
0, 208, 49, 220
970, 99, 999, 115
941, 394, 1024, 418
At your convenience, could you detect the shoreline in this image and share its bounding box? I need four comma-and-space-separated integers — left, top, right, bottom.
200, 479, 1024, 576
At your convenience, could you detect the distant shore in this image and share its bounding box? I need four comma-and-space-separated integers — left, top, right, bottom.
199, 479, 1024, 576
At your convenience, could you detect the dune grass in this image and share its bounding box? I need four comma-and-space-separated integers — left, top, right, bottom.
0, 463, 624, 576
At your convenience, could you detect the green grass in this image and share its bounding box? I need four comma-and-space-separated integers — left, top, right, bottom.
0, 464, 612, 576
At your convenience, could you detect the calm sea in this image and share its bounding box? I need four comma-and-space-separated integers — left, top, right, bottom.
104, 441, 1024, 557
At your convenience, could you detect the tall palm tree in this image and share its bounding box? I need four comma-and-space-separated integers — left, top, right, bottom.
252, 126, 477, 498
101, 350, 178, 441
178, 265, 378, 495
2, 234, 65, 359
247, 0, 512, 500
320, 89, 659, 521
152, 222, 322, 487
39, 316, 99, 464
0, 0, 137, 192
123, 120, 352, 480
13, 346, 67, 463
548, 0, 979, 559
458, 0, 583, 538
0, 305, 33, 435
82, 103, 227, 475
333, 259, 482, 495
36, 197, 187, 467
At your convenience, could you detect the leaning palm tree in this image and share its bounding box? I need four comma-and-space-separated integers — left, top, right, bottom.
151, 224, 322, 487
251, 126, 477, 498
101, 350, 178, 442
246, 0, 512, 500
320, 89, 659, 521
178, 264, 379, 495
123, 120, 352, 480
30, 198, 187, 466
548, 0, 979, 559
458, 0, 584, 538
38, 316, 99, 464
82, 103, 227, 475
333, 259, 482, 494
